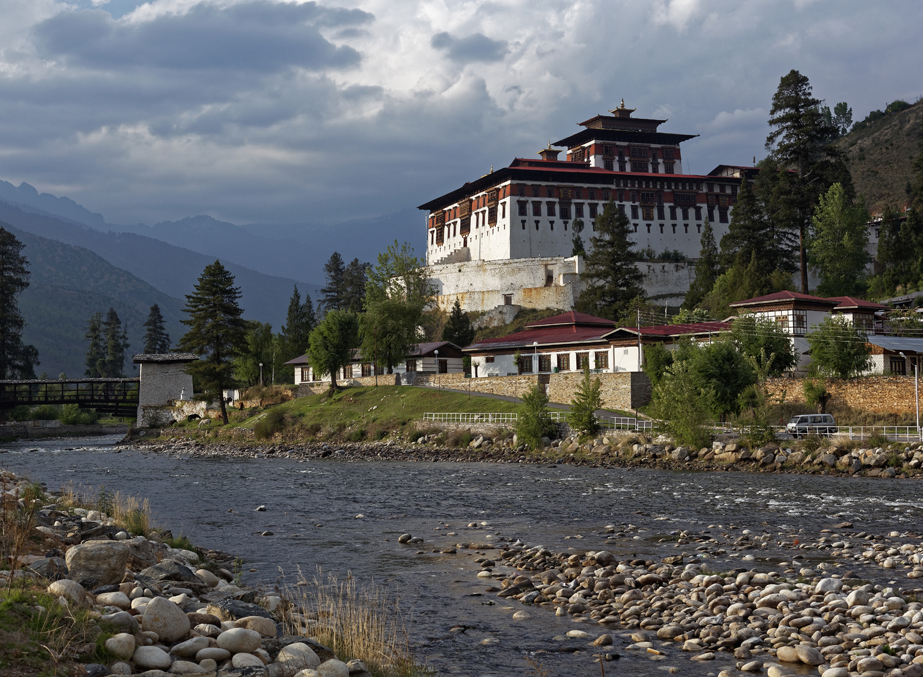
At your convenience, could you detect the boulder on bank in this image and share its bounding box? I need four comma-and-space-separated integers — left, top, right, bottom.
64, 540, 129, 588
142, 596, 191, 643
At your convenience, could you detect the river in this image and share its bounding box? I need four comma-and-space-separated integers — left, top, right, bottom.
0, 435, 917, 676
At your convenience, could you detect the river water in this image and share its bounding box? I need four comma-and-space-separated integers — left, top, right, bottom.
1, 435, 919, 676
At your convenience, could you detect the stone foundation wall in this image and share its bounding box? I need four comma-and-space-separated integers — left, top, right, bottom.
294, 371, 652, 411
766, 376, 918, 414
547, 371, 652, 411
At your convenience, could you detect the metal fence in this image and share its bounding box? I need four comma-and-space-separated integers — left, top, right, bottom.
709, 423, 922, 442
422, 412, 652, 431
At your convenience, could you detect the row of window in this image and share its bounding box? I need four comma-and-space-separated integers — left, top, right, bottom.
514, 351, 609, 373
513, 179, 734, 200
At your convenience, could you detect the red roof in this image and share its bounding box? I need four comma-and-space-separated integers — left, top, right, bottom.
465, 325, 614, 351
729, 291, 839, 308
526, 311, 615, 328
607, 321, 731, 339
826, 296, 890, 311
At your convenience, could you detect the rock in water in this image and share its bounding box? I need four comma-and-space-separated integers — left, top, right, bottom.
142, 596, 190, 643
64, 541, 129, 588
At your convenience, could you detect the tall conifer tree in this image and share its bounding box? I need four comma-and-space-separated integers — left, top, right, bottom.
575, 202, 644, 321
683, 218, 720, 309
179, 261, 248, 424
142, 304, 171, 354
101, 308, 130, 377
320, 252, 346, 312
84, 312, 104, 378
278, 286, 316, 382
765, 70, 845, 292
0, 226, 38, 379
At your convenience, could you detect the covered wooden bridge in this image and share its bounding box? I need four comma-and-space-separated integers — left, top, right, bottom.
0, 378, 140, 417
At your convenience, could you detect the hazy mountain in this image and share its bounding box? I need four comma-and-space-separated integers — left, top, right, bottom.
0, 179, 107, 229
2, 223, 186, 377
0, 178, 422, 285
0, 203, 321, 333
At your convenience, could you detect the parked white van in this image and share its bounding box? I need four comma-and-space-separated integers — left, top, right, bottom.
786, 414, 837, 438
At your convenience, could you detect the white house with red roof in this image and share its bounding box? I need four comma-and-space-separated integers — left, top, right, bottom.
284, 341, 465, 385
729, 291, 890, 373
464, 311, 732, 377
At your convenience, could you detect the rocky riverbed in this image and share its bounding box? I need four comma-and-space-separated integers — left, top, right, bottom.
1, 468, 372, 677
7, 435, 923, 676
137, 429, 923, 480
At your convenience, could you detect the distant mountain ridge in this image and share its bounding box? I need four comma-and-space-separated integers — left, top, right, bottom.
0, 178, 421, 287
0, 202, 317, 319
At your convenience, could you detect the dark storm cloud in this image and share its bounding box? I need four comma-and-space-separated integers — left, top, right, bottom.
430, 31, 508, 64
33, 2, 371, 73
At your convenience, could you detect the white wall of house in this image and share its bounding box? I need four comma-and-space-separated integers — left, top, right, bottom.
472, 346, 624, 378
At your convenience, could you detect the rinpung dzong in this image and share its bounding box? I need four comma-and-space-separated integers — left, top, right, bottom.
419, 102, 753, 312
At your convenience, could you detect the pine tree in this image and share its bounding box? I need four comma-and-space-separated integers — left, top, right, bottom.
278, 286, 316, 382
575, 201, 644, 321
99, 308, 130, 377
142, 304, 171, 354
571, 218, 586, 257
178, 261, 248, 424
320, 252, 346, 312
809, 183, 870, 297
342, 258, 370, 313
441, 299, 475, 347
683, 218, 720, 309
567, 364, 602, 437
84, 312, 104, 378
765, 69, 846, 292
0, 226, 39, 379
720, 177, 789, 279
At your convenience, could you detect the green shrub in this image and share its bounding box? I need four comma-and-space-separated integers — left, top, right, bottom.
516, 384, 557, 449
799, 432, 829, 454
59, 404, 99, 425
254, 408, 286, 440
9, 405, 31, 421
347, 428, 365, 442
650, 361, 714, 449
567, 365, 602, 437
865, 431, 890, 448
31, 405, 59, 420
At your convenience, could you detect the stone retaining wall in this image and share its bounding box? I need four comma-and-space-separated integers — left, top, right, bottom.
766, 376, 918, 414
294, 371, 652, 411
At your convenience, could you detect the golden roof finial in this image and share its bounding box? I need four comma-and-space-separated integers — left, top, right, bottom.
620, 98, 626, 109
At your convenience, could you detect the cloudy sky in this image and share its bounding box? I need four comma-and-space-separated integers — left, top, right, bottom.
1, 0, 921, 227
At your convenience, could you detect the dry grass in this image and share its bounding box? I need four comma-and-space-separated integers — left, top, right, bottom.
282, 568, 429, 677
0, 476, 43, 593
57, 483, 154, 536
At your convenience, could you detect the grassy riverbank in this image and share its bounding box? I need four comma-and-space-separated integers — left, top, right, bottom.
169, 385, 524, 442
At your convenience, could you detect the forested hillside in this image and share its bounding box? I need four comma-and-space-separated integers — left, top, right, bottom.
837, 100, 923, 213
0, 203, 315, 332
5, 225, 186, 377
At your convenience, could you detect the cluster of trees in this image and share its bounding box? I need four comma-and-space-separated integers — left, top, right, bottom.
163, 239, 467, 422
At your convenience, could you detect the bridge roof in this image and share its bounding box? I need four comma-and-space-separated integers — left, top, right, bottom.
133, 353, 199, 364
